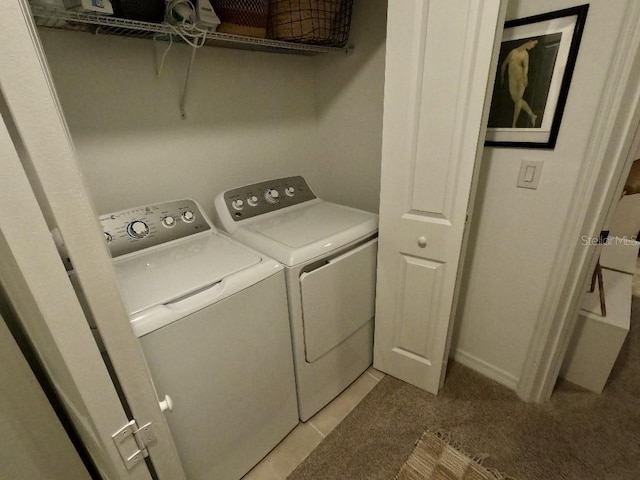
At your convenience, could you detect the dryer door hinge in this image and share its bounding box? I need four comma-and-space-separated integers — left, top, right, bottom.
112, 420, 157, 470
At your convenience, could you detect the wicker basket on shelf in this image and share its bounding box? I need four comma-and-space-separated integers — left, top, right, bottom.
210, 0, 270, 38
267, 0, 353, 47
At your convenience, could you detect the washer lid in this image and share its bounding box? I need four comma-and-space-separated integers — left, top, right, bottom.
114, 233, 261, 316
235, 202, 378, 266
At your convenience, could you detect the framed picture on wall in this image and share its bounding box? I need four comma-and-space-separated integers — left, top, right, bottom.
485, 5, 589, 149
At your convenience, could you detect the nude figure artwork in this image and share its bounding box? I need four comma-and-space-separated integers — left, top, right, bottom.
500, 39, 539, 128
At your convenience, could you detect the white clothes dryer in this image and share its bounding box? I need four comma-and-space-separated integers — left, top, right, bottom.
83, 199, 298, 480
214, 176, 378, 421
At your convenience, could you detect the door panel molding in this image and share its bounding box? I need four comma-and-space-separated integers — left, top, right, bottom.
395, 255, 444, 359
411, 2, 472, 217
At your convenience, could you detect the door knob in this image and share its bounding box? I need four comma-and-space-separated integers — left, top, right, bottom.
418, 236, 427, 248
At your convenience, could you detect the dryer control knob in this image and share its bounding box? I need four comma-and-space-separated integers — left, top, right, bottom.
127, 221, 149, 239
284, 186, 295, 197
182, 210, 195, 223
104, 232, 113, 243
162, 216, 175, 228
247, 195, 259, 207
232, 199, 244, 210
264, 189, 280, 204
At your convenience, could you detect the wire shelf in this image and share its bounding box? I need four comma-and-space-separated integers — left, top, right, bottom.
30, 5, 351, 55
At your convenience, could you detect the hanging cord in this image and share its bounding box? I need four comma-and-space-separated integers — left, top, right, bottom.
155, 0, 210, 76
154, 33, 173, 77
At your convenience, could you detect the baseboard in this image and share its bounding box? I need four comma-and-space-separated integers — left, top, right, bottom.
451, 349, 519, 391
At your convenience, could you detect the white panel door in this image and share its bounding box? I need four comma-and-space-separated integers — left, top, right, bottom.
0, 2, 186, 479
374, 0, 506, 392
0, 111, 152, 480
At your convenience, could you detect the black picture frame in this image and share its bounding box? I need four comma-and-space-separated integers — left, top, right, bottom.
485, 5, 589, 149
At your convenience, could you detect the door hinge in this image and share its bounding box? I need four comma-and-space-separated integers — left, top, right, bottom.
112, 420, 157, 470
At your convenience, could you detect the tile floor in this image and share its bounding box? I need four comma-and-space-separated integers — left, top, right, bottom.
242, 367, 385, 480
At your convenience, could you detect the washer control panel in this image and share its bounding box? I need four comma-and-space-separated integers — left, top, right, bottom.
222, 176, 316, 221
100, 199, 210, 258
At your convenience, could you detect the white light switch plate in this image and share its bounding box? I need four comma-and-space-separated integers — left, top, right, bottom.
517, 159, 543, 189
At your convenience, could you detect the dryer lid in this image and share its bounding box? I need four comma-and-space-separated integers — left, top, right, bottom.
114, 233, 261, 316
235, 202, 378, 266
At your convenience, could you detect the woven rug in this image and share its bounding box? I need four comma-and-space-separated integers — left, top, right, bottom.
395, 431, 513, 480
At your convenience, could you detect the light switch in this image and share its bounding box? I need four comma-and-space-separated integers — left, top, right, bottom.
517, 159, 543, 189
524, 165, 536, 182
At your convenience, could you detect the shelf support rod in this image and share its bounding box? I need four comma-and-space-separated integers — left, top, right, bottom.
180, 44, 197, 120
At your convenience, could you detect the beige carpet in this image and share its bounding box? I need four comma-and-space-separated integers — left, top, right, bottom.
288, 296, 640, 480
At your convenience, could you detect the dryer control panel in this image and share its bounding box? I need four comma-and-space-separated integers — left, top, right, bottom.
100, 199, 211, 258
219, 176, 317, 222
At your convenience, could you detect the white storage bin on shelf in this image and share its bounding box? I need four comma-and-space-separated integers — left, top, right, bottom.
600, 237, 639, 275
560, 268, 631, 393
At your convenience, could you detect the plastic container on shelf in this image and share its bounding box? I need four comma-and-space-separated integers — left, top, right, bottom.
267, 0, 353, 47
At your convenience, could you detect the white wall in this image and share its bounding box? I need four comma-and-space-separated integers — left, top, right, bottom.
39, 28, 317, 220
309, 0, 387, 213
38, 0, 386, 219
451, 0, 631, 388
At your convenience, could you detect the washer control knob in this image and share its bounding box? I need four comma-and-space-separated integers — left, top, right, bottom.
127, 221, 149, 239
284, 186, 295, 197
182, 210, 195, 223
232, 199, 244, 211
264, 189, 280, 204
247, 195, 259, 207
104, 232, 113, 243
162, 216, 175, 228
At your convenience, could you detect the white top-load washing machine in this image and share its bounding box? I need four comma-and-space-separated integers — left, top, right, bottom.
88, 199, 298, 480
214, 176, 378, 421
